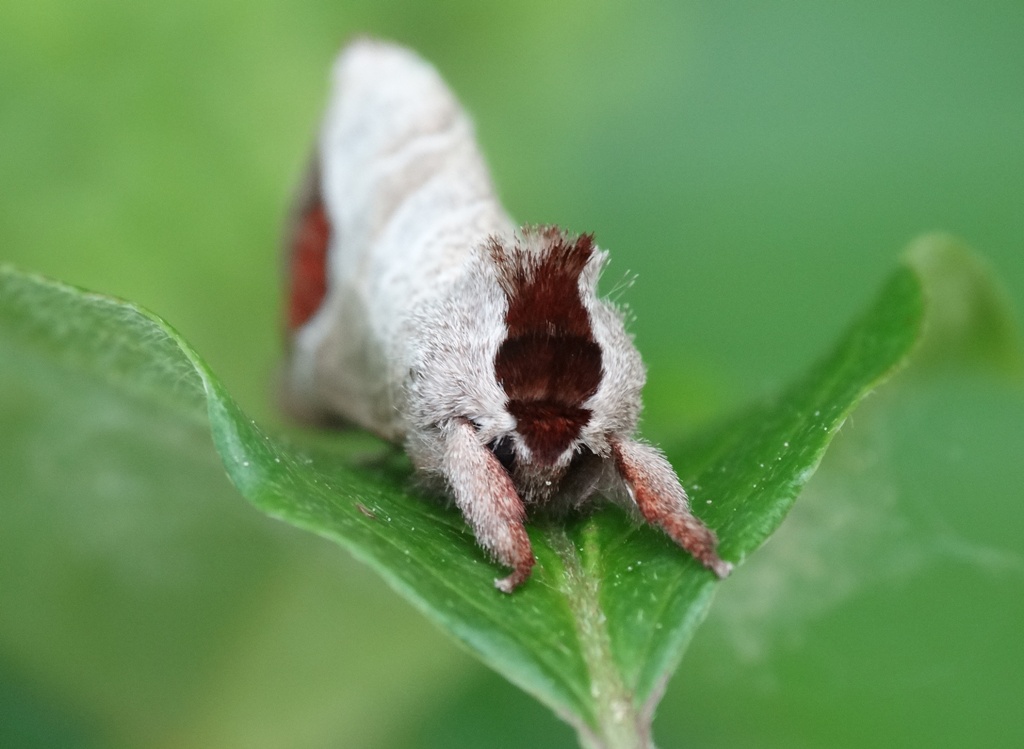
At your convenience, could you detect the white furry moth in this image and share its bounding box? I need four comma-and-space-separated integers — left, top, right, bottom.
283, 39, 732, 592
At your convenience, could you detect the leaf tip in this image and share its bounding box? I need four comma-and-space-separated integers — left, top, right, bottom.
901, 232, 1024, 381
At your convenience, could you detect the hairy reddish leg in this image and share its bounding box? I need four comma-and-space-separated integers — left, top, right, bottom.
612, 438, 732, 578
443, 418, 536, 592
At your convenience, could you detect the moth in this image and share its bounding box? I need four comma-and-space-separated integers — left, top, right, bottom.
283, 39, 732, 592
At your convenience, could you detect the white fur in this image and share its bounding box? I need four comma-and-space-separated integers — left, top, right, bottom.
289, 40, 515, 441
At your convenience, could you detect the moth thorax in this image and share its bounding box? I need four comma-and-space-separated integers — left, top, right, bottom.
490, 227, 604, 466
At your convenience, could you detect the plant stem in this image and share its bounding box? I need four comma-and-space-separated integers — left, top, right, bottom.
548, 527, 654, 749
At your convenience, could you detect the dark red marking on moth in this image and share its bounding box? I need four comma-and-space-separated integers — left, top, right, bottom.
286, 163, 332, 330
490, 228, 603, 464
505, 400, 592, 465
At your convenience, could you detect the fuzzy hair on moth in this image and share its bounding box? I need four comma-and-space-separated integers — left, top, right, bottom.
282, 39, 732, 593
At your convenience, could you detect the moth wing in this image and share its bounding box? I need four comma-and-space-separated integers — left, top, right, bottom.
282, 39, 515, 438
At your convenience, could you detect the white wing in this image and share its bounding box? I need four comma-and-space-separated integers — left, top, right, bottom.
285, 39, 515, 438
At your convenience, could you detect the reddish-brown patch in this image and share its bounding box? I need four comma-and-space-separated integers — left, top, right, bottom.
286, 164, 331, 331
491, 228, 603, 464
505, 400, 593, 465
491, 228, 595, 337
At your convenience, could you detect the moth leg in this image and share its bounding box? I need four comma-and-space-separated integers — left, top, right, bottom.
442, 418, 535, 593
611, 438, 733, 578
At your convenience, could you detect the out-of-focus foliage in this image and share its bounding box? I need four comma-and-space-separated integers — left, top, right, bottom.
2, 2, 1022, 748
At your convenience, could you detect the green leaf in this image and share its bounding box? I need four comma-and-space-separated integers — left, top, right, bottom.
0, 234, 1014, 748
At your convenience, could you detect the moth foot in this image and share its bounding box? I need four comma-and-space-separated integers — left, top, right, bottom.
706, 554, 733, 579
494, 557, 535, 594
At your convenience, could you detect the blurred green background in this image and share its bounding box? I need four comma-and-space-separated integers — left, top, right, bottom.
2, 1, 1022, 747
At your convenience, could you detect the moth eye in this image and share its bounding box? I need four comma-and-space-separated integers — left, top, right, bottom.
488, 436, 517, 473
